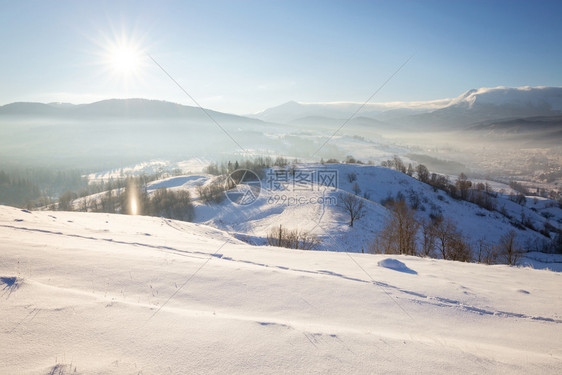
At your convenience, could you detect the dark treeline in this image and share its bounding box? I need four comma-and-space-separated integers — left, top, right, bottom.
0, 168, 85, 208
0, 165, 170, 209
205, 156, 290, 177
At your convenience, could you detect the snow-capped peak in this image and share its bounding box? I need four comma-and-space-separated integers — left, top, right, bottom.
449, 86, 562, 111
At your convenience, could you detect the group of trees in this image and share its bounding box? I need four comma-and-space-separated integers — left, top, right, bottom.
383, 157, 499, 212
56, 178, 195, 222
196, 176, 228, 204
205, 156, 290, 178
0, 168, 86, 208
371, 196, 524, 264
381, 155, 415, 177
267, 225, 321, 250
0, 171, 42, 208
374, 200, 421, 256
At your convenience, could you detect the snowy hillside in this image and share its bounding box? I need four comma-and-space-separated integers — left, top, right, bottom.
142, 164, 558, 258
1, 205, 561, 374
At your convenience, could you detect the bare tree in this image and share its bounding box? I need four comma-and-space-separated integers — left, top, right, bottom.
374, 200, 420, 255
338, 192, 366, 227
393, 155, 406, 173
476, 238, 497, 264
455, 173, 472, 200
497, 230, 522, 265
415, 164, 430, 183
448, 234, 472, 262
406, 163, 414, 176
433, 216, 465, 260
421, 217, 437, 257
58, 191, 77, 211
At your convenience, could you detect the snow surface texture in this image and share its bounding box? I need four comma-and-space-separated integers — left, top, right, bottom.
1, 205, 561, 374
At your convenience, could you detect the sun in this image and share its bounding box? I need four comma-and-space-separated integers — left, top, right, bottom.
110, 45, 141, 73
89, 28, 152, 88
108, 42, 143, 75
93, 31, 148, 81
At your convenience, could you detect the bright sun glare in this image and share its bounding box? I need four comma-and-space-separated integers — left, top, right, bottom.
109, 44, 142, 74
97, 32, 147, 80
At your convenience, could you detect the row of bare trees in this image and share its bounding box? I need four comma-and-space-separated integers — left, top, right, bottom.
371, 199, 523, 264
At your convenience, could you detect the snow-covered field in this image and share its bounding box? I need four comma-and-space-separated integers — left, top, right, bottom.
1, 205, 561, 374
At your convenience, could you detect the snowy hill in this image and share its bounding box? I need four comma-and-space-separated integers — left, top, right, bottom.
1, 205, 561, 374
73, 164, 561, 261
182, 164, 558, 256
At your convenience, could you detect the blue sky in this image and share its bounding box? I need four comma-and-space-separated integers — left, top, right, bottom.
1, 0, 561, 114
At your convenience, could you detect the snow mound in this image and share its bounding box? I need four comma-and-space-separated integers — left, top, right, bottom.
377, 258, 417, 274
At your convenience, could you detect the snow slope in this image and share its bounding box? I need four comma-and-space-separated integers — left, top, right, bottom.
1, 206, 561, 374
71, 163, 559, 258
187, 164, 556, 255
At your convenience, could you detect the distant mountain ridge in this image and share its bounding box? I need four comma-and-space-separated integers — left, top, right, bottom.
2, 87, 561, 136
253, 86, 562, 129
0, 98, 264, 124
464, 115, 562, 141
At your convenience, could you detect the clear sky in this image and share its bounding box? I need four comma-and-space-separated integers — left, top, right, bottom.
1, 0, 561, 114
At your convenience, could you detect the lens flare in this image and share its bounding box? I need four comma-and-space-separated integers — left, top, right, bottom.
130, 195, 138, 215
128, 182, 140, 216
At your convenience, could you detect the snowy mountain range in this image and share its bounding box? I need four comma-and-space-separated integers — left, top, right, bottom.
1, 86, 560, 172
252, 86, 562, 130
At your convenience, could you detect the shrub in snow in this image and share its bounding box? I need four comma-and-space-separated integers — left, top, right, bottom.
267, 225, 321, 250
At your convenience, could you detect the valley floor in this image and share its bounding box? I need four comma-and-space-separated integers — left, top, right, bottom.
1, 206, 561, 374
